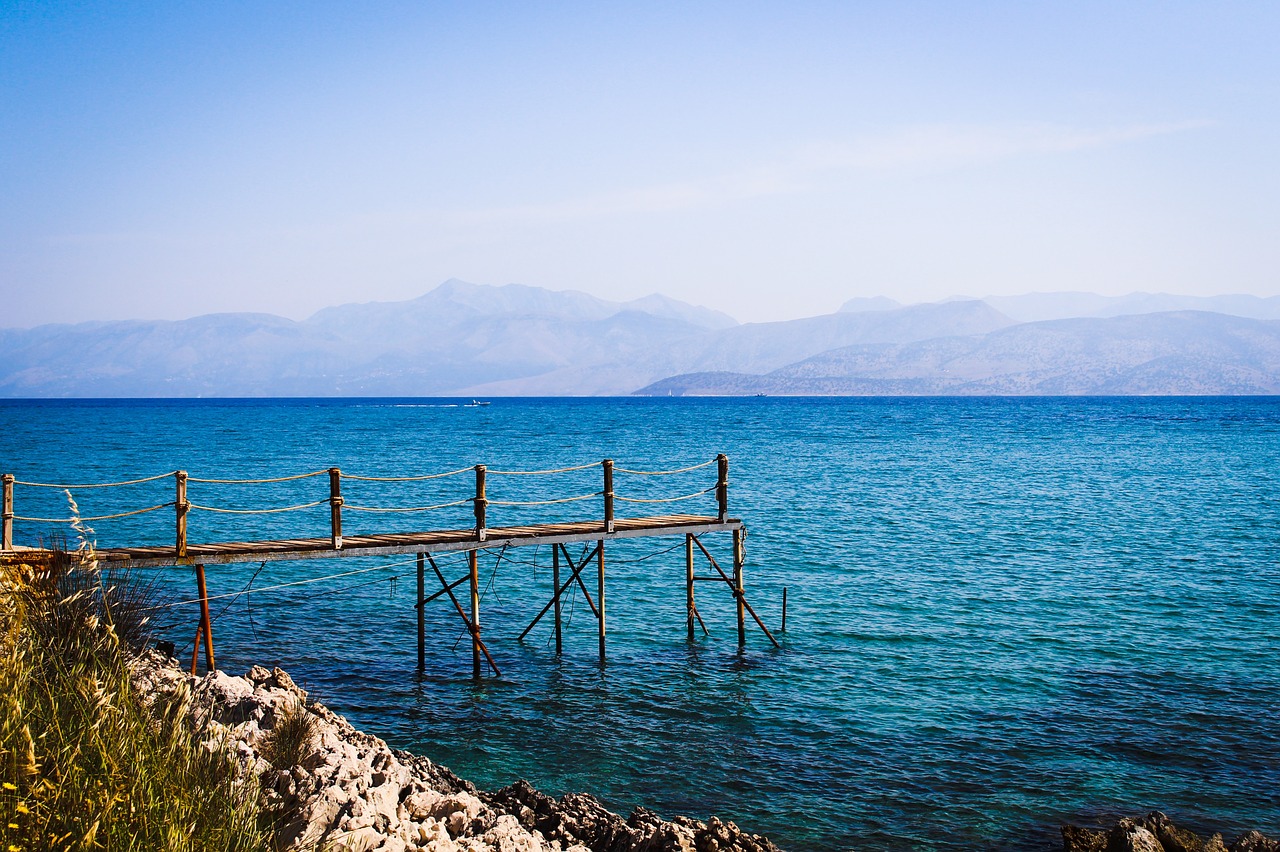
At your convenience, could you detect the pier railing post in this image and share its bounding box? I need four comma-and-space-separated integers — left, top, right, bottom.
603, 459, 614, 533
175, 471, 188, 559
474, 464, 487, 542
717, 454, 729, 522
329, 468, 343, 550
2, 474, 13, 551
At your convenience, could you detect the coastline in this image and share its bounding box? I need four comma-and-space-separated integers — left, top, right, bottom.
132, 652, 782, 852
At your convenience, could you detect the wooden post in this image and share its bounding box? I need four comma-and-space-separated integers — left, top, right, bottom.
417, 553, 426, 672
175, 471, 188, 559
2, 474, 13, 551
553, 544, 563, 655
782, 586, 788, 633
733, 528, 745, 647
685, 533, 695, 641
474, 465, 487, 542
597, 540, 606, 664
717, 454, 729, 522
469, 549, 481, 677
602, 459, 614, 533
195, 564, 215, 673
329, 468, 343, 550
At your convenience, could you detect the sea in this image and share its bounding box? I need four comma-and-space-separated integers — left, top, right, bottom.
2, 397, 1277, 851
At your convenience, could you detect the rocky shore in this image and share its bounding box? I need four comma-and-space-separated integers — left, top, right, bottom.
1062, 813, 1278, 852
131, 653, 781, 852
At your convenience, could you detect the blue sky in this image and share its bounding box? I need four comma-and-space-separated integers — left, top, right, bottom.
2, 1, 1277, 326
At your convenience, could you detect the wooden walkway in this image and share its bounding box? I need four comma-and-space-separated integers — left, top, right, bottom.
1, 456, 779, 678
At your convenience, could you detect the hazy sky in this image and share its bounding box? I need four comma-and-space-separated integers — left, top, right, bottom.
3, 1, 1278, 327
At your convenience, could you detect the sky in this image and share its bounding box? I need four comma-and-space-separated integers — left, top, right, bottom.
2, 1, 1278, 328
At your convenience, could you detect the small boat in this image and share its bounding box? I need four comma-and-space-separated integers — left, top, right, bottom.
464, 399, 491, 407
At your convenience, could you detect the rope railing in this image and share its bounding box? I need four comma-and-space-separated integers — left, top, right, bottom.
341, 466, 474, 482
0, 454, 732, 553
12, 471, 177, 489
187, 470, 329, 484
187, 500, 328, 515
344, 499, 472, 514
487, 462, 602, 476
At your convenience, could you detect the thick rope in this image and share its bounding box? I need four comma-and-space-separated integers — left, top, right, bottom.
614, 459, 716, 476
187, 470, 328, 484
13, 502, 175, 523
344, 499, 472, 513
615, 486, 715, 504
341, 466, 474, 482
12, 472, 177, 489
487, 491, 602, 507
488, 462, 601, 476
186, 499, 327, 515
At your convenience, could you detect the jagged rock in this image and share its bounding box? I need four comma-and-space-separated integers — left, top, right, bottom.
1062, 824, 1108, 852
1063, 814, 1276, 852
1106, 819, 1164, 852
1231, 831, 1280, 852
128, 653, 778, 852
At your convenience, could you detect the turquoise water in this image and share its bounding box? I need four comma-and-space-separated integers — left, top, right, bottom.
2, 397, 1278, 850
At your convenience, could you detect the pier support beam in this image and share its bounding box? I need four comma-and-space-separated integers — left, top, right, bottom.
553, 545, 562, 655
597, 540, 606, 664
686, 533, 695, 640
416, 553, 425, 672
734, 528, 745, 647
469, 549, 481, 677
190, 564, 215, 675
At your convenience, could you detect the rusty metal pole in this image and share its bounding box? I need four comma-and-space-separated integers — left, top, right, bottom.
329, 468, 343, 550
2, 474, 13, 551
175, 471, 188, 559
603, 459, 614, 533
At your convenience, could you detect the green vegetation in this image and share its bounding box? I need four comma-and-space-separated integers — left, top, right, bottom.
0, 548, 268, 851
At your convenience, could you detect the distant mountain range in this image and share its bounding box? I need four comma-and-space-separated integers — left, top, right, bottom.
2, 280, 1278, 396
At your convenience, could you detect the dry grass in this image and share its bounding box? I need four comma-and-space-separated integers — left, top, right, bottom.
0, 507, 269, 851
261, 702, 320, 770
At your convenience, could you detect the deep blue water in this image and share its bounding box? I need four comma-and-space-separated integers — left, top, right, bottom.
2, 397, 1278, 851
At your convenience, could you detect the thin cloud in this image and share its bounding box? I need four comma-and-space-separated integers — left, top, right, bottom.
454, 119, 1211, 226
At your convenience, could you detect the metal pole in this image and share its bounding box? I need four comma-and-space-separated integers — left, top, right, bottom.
329, 468, 343, 550
782, 586, 788, 633
553, 544, 563, 655
417, 553, 426, 672
469, 549, 481, 677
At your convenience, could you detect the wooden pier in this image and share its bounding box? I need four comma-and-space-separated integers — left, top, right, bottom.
1, 456, 778, 678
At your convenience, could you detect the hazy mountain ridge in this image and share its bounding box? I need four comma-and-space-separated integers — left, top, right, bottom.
2, 281, 1277, 396
638, 311, 1280, 396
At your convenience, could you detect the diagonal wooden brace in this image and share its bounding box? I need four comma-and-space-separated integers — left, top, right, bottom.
692, 535, 780, 647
